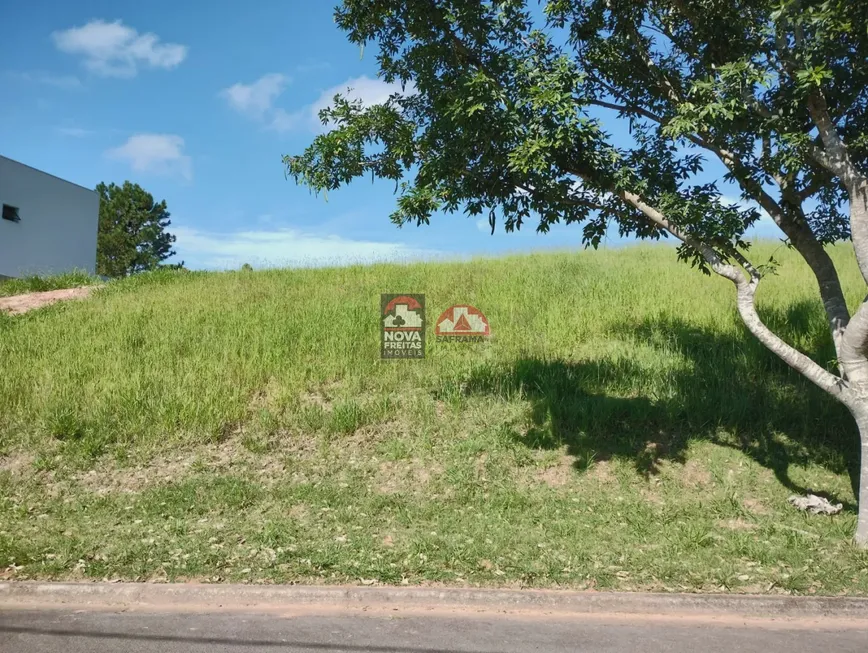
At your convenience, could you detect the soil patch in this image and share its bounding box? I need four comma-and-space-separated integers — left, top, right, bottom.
0, 286, 100, 315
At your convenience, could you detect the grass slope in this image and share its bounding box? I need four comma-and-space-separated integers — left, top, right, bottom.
0, 270, 101, 298
1, 244, 867, 593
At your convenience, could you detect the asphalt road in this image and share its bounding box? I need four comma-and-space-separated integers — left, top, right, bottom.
1, 608, 867, 653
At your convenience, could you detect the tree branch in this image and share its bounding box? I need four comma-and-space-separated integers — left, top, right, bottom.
729, 264, 847, 399
805, 93, 861, 186
441, 5, 852, 376
625, 20, 684, 104
727, 162, 851, 356
514, 182, 608, 212
841, 300, 868, 388
796, 173, 827, 202
586, 97, 742, 167
584, 176, 849, 400
586, 98, 664, 123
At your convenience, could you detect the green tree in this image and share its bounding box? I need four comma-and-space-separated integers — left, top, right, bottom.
96, 181, 181, 277
286, 0, 868, 543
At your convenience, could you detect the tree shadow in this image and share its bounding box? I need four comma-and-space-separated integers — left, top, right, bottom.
458, 299, 859, 508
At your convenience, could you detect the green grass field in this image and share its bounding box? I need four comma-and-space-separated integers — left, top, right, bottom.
1, 243, 867, 593
0, 270, 101, 298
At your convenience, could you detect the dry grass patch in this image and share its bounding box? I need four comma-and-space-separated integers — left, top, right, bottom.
376, 459, 443, 495
0, 286, 101, 315
532, 451, 577, 488
0, 451, 35, 476
743, 498, 771, 515
680, 459, 713, 488
586, 459, 617, 485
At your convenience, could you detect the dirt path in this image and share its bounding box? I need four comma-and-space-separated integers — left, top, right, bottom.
0, 286, 101, 316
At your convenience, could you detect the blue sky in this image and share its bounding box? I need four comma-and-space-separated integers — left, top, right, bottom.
0, 1, 778, 270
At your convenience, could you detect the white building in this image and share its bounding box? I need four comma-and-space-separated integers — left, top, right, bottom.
0, 155, 99, 279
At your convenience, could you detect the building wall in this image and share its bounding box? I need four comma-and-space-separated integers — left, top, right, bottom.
0, 156, 99, 278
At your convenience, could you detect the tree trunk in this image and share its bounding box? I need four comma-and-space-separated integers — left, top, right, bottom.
785, 226, 849, 359
727, 255, 868, 546
851, 180, 868, 286
838, 179, 868, 546
613, 167, 868, 543
850, 405, 868, 546
840, 300, 868, 547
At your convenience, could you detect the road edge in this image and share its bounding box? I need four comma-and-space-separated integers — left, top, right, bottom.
2, 582, 868, 620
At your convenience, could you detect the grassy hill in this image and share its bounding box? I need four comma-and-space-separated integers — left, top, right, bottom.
1, 243, 867, 592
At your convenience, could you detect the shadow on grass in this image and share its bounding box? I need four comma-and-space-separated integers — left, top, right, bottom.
458, 299, 859, 509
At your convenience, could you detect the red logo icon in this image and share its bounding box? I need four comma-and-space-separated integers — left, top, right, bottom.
435, 305, 490, 342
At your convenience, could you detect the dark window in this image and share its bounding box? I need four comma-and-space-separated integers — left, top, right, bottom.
2, 204, 20, 223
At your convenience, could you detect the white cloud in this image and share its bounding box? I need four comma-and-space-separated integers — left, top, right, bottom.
172, 225, 436, 269
52, 20, 187, 78
13, 71, 81, 89
221, 73, 412, 133
106, 134, 192, 181
303, 76, 411, 130
220, 73, 289, 119
719, 195, 772, 221
269, 107, 301, 132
